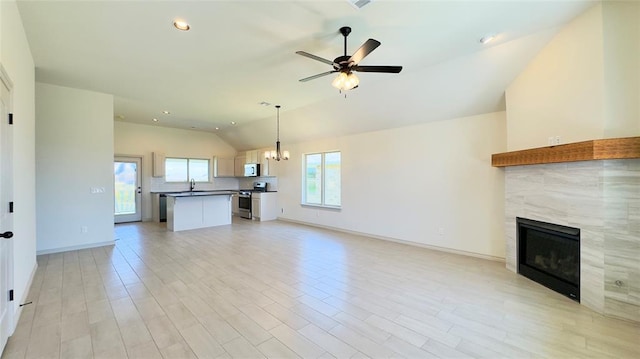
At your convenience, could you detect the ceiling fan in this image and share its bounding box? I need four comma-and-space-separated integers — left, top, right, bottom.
296, 26, 403, 91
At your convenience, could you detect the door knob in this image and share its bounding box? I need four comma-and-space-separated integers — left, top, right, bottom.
0, 231, 13, 239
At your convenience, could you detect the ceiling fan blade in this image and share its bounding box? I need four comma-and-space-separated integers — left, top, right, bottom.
295, 51, 335, 66
352, 65, 403, 73
299, 70, 338, 82
349, 39, 381, 65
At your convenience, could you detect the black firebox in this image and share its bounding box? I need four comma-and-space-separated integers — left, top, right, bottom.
517, 217, 580, 301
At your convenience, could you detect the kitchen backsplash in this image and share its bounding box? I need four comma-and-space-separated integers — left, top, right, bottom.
149, 176, 278, 192
239, 177, 278, 191
150, 177, 240, 192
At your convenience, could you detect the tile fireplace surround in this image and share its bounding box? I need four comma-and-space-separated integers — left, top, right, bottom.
497, 139, 639, 323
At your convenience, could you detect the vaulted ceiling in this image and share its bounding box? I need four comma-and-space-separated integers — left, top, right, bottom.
17, 0, 597, 150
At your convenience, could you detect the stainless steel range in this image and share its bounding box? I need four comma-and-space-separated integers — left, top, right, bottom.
238, 181, 267, 219
238, 191, 252, 219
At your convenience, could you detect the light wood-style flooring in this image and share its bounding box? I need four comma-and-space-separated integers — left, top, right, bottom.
2, 218, 639, 358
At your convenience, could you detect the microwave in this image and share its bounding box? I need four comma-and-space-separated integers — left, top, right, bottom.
244, 163, 260, 177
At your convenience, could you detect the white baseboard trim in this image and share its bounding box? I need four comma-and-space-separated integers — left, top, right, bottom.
12, 261, 38, 331
277, 217, 505, 263
36, 240, 115, 255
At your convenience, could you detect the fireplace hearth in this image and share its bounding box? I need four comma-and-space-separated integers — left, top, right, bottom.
517, 217, 580, 301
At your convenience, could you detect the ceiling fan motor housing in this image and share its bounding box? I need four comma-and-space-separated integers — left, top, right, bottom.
333, 55, 353, 71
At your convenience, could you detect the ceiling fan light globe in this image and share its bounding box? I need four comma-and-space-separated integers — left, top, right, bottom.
344, 73, 359, 90
332, 72, 348, 90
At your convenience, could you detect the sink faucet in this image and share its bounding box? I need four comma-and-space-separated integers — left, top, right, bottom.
190, 178, 195, 191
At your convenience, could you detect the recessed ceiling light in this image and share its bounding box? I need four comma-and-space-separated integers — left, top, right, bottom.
162, 110, 170, 115
152, 118, 158, 122
230, 121, 236, 125
215, 127, 220, 130
173, 19, 190, 31
479, 35, 496, 44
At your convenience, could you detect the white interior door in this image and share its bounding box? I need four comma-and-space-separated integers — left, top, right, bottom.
0, 67, 15, 354
114, 157, 142, 223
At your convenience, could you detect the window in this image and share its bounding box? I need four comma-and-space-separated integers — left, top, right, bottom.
165, 157, 210, 182
303, 151, 341, 207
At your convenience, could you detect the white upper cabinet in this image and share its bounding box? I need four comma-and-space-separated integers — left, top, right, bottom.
234, 155, 245, 177
152, 152, 165, 177
266, 159, 278, 177
213, 157, 234, 177
245, 150, 259, 164
259, 150, 269, 176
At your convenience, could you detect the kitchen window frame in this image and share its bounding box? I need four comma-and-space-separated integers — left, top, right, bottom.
164, 157, 211, 183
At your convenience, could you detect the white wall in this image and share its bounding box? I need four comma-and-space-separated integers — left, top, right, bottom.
505, 3, 605, 151
506, 2, 640, 151
602, 1, 640, 138
0, 0, 37, 325
278, 112, 506, 259
36, 83, 114, 253
114, 121, 238, 220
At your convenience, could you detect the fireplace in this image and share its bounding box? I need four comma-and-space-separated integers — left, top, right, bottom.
504, 157, 639, 321
517, 217, 580, 301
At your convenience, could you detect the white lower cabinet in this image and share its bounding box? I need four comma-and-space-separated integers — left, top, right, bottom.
251, 198, 260, 219
166, 194, 232, 231
251, 192, 278, 221
231, 193, 239, 215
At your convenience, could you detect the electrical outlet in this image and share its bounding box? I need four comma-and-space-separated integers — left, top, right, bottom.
81, 226, 88, 233
438, 227, 445, 235
554, 136, 561, 145
548, 137, 554, 146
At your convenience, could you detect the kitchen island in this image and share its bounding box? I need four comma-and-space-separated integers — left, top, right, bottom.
166, 191, 234, 231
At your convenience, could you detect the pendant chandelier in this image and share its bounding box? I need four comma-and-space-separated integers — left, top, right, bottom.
265, 105, 289, 161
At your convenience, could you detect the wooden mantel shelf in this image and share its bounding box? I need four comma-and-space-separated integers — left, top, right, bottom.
492, 137, 640, 167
